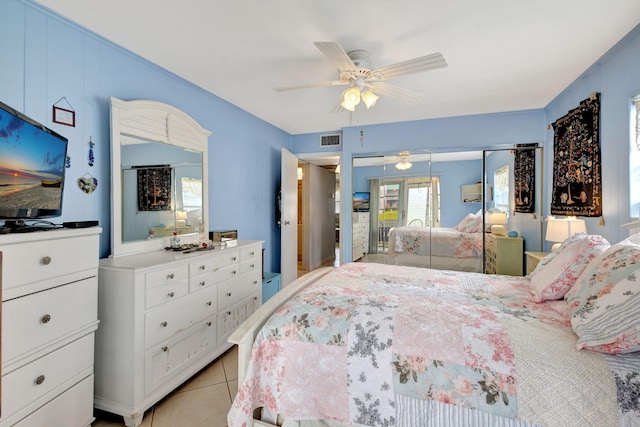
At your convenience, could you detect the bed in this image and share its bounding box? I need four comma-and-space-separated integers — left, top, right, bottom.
387, 226, 483, 272
228, 232, 640, 427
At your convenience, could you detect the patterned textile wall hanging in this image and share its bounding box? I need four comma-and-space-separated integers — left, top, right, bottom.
137, 166, 172, 211
513, 143, 537, 214
550, 93, 602, 217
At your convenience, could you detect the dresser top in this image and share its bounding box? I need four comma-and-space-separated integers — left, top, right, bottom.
0, 226, 102, 246
99, 239, 263, 270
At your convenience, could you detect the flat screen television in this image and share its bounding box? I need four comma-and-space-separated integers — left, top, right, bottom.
0, 100, 68, 227
353, 191, 370, 212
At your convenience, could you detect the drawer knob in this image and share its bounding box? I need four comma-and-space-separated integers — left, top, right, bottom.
200, 281, 205, 287
231, 256, 237, 261
253, 280, 258, 285
40, 314, 51, 324
162, 346, 168, 352
250, 263, 255, 268
167, 273, 175, 279
35, 375, 46, 385
250, 251, 255, 256
167, 292, 175, 298
227, 311, 231, 315
161, 321, 168, 327
206, 301, 212, 306
232, 270, 237, 275
226, 292, 232, 297
40, 256, 52, 265
207, 321, 212, 327
199, 265, 206, 270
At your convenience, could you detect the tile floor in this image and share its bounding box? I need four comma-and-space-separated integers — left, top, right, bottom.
92, 346, 238, 427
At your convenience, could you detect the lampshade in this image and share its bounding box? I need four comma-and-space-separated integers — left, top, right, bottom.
395, 151, 412, 170
341, 87, 361, 111
487, 211, 508, 225
545, 216, 587, 250
361, 90, 379, 109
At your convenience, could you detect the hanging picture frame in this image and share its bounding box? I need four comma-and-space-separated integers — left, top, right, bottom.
52, 97, 76, 127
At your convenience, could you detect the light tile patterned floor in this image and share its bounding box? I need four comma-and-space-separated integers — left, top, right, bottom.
92, 346, 238, 427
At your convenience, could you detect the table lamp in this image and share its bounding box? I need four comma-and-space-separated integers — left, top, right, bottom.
545, 216, 586, 251
488, 210, 508, 235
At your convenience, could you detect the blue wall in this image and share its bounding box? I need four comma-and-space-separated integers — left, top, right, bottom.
0, 0, 290, 271
5, 0, 639, 265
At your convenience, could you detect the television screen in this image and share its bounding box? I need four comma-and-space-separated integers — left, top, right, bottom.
353, 191, 370, 212
0, 101, 68, 221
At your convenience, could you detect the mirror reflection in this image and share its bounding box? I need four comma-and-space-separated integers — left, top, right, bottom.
121, 140, 203, 243
352, 146, 544, 275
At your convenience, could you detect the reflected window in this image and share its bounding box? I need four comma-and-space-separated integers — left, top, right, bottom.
181, 177, 202, 211
494, 166, 509, 212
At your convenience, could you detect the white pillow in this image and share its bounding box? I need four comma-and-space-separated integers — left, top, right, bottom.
528, 233, 609, 302
567, 239, 640, 354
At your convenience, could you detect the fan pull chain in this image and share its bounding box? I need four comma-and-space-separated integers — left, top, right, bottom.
88, 136, 95, 167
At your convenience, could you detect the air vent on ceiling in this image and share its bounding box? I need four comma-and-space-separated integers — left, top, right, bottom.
320, 134, 341, 147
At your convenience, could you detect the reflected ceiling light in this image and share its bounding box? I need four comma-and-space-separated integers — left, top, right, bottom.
395, 151, 412, 170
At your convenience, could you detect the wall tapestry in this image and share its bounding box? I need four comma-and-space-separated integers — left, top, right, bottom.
137, 166, 172, 211
550, 93, 601, 217
513, 143, 537, 214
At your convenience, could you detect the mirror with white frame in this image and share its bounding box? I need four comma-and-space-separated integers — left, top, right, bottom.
109, 97, 211, 257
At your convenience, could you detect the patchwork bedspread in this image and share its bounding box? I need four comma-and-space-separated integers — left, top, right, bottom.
228, 263, 640, 427
387, 227, 483, 260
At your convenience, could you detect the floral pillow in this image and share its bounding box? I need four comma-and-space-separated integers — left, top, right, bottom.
528, 233, 609, 302
566, 239, 640, 354
455, 214, 482, 233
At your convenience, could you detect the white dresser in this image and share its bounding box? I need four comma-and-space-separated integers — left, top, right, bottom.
0, 227, 101, 427
352, 212, 370, 261
95, 240, 262, 427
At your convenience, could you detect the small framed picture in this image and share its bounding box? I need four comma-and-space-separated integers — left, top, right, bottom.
52, 106, 75, 127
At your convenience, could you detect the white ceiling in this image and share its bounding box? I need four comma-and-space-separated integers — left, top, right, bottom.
35, 1, 640, 135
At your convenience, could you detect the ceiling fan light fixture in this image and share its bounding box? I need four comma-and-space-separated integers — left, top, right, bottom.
395, 151, 413, 170
361, 90, 379, 109
342, 87, 361, 111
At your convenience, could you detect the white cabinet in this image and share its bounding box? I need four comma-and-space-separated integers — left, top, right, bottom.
462, 183, 482, 203
352, 212, 370, 261
0, 227, 101, 427
95, 240, 262, 427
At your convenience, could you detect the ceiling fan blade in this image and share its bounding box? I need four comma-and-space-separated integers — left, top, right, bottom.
330, 90, 347, 113
373, 52, 447, 80
274, 80, 346, 92
369, 82, 422, 104
314, 42, 357, 71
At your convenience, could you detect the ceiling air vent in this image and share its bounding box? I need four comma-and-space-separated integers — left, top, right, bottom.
320, 134, 341, 147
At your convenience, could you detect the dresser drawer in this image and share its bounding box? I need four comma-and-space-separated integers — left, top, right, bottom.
189, 250, 240, 277
1, 333, 94, 424
145, 280, 189, 309
217, 273, 261, 311
13, 375, 94, 427
145, 264, 188, 289
239, 245, 260, 262
2, 277, 98, 366
145, 316, 217, 393
1, 234, 98, 296
240, 258, 260, 275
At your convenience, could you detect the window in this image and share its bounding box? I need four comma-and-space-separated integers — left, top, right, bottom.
494, 166, 509, 213
630, 96, 640, 217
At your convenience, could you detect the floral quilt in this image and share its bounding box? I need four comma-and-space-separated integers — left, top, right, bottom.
387, 227, 483, 260
228, 263, 638, 427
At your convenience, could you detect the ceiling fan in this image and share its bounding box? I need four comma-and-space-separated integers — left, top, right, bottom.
274, 42, 447, 112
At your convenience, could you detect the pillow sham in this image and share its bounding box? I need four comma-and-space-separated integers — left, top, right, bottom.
528, 233, 609, 302
567, 239, 640, 354
455, 213, 482, 233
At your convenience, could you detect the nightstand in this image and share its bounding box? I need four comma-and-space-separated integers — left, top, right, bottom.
525, 251, 551, 274
262, 272, 281, 303
485, 234, 524, 276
